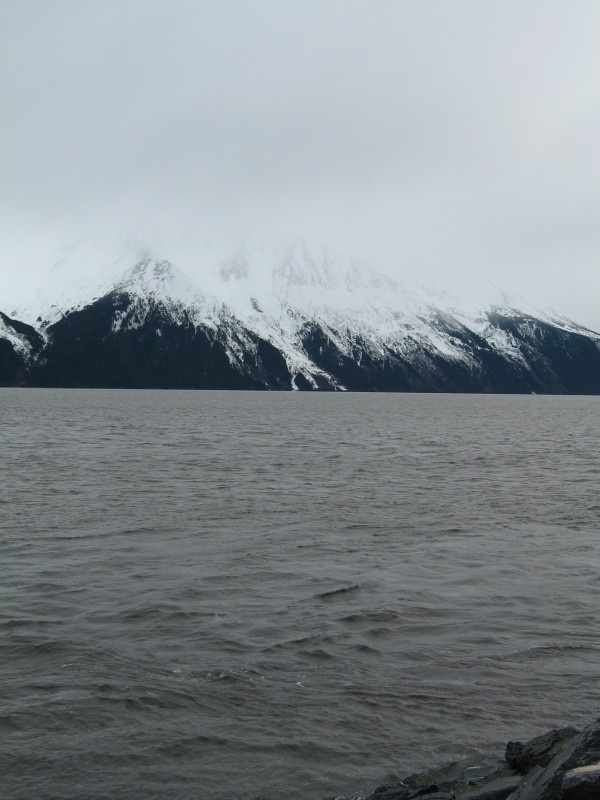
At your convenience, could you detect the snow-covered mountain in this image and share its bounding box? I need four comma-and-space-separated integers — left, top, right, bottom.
0, 310, 44, 386
2, 239, 600, 392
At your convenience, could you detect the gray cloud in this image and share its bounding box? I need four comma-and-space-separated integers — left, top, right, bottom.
1, 0, 599, 328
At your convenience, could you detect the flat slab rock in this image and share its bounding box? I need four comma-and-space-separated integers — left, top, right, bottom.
459, 774, 525, 800
506, 718, 600, 800
561, 761, 600, 800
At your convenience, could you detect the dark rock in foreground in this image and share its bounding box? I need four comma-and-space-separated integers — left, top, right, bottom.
562, 763, 600, 799
361, 755, 519, 800
506, 728, 580, 774
508, 718, 600, 800
309, 718, 600, 800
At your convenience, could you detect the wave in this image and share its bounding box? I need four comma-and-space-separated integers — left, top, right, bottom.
315, 583, 362, 600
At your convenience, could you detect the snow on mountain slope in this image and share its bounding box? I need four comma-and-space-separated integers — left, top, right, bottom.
208, 240, 475, 370
7, 238, 156, 328
5, 235, 600, 392
109, 253, 223, 331
0, 313, 39, 358
0, 311, 44, 386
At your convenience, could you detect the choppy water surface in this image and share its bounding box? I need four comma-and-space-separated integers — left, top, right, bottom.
1, 390, 600, 800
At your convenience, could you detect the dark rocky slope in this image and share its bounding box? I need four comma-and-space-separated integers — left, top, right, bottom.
25, 293, 293, 390
300, 314, 600, 394
3, 295, 600, 392
0, 312, 44, 386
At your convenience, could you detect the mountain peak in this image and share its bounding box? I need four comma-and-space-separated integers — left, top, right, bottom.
219, 250, 249, 282
270, 239, 400, 305
274, 240, 333, 289
114, 252, 204, 307
121, 252, 175, 285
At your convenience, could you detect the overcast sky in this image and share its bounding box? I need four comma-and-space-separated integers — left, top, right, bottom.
2, 1, 600, 327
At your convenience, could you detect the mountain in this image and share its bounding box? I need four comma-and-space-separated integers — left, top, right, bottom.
2, 239, 600, 392
0, 312, 44, 386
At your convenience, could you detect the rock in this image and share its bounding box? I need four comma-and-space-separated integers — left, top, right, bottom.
506, 717, 600, 800
371, 786, 394, 796
505, 727, 580, 773
416, 795, 453, 800
364, 783, 443, 800
401, 757, 517, 798
562, 761, 600, 799
462, 762, 515, 786
402, 760, 464, 788
457, 774, 524, 800
505, 742, 525, 770
402, 757, 511, 794
407, 788, 444, 799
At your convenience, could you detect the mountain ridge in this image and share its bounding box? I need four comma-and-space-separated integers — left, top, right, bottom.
2, 240, 600, 392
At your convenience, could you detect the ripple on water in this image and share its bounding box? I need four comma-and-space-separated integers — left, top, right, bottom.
2, 390, 600, 800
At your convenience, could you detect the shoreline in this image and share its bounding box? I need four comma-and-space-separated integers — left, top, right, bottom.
286, 719, 600, 800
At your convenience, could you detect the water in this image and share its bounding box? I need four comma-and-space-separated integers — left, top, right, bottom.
1, 389, 599, 800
